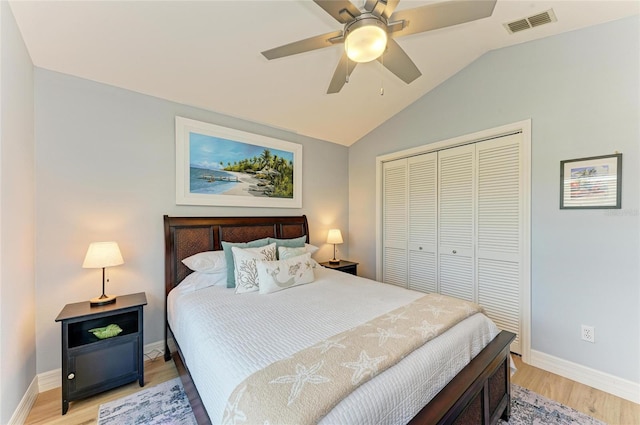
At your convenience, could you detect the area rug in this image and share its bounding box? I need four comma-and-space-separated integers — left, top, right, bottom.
98, 380, 604, 424
500, 384, 606, 425
97, 377, 196, 425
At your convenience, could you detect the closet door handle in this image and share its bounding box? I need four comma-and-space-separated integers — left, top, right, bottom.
452, 250, 457, 254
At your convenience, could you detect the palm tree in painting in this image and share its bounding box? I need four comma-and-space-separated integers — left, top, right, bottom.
260, 149, 273, 169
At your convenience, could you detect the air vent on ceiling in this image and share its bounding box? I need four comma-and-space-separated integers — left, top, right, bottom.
504, 9, 557, 34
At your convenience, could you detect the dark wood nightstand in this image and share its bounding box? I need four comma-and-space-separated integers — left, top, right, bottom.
55, 292, 147, 414
319, 260, 358, 275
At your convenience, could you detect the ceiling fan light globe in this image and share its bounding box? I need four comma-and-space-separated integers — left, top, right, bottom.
345, 22, 388, 63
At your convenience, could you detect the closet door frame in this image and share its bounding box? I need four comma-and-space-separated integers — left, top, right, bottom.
375, 119, 532, 363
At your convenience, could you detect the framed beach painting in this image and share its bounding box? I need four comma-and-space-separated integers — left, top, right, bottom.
560, 153, 622, 209
175, 117, 302, 208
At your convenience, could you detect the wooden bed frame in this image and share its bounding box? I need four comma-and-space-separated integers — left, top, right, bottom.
164, 215, 515, 425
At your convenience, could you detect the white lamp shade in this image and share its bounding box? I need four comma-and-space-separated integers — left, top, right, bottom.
326, 229, 344, 245
82, 241, 124, 269
345, 22, 388, 63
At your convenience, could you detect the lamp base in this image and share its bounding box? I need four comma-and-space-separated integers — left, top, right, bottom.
329, 259, 341, 265
90, 294, 117, 307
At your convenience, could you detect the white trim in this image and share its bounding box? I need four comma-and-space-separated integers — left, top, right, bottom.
375, 119, 532, 362
143, 340, 166, 362
38, 368, 61, 392
8, 377, 39, 425
36, 340, 167, 393
530, 349, 640, 404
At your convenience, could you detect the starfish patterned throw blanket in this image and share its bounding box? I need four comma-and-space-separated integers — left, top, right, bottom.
222, 293, 483, 425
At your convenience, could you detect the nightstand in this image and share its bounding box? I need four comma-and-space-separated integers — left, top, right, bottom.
320, 260, 358, 275
55, 292, 147, 414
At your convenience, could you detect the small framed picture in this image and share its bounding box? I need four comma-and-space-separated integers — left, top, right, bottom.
560, 153, 622, 209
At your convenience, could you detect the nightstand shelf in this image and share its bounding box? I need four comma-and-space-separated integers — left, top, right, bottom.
55, 292, 147, 414
319, 260, 358, 275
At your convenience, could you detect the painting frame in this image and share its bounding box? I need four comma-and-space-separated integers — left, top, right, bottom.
560, 153, 622, 209
176, 117, 302, 208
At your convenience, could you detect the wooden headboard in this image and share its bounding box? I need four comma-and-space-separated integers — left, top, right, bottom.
163, 215, 309, 296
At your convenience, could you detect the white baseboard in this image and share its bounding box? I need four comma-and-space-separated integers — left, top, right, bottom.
530, 349, 640, 404
37, 340, 166, 393
8, 376, 39, 425
38, 368, 61, 392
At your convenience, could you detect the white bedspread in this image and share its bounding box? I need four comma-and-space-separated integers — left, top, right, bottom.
168, 267, 499, 425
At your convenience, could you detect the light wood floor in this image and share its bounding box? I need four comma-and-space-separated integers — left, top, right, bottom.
25, 357, 179, 425
25, 355, 639, 425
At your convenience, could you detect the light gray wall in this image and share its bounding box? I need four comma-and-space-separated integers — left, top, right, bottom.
0, 2, 36, 423
349, 16, 639, 383
34, 69, 349, 374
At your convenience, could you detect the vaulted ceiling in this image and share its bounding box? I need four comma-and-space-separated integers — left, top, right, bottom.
9, 1, 639, 145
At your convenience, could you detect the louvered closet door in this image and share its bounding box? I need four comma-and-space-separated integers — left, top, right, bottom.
438, 145, 475, 302
407, 153, 438, 293
382, 159, 408, 288
476, 134, 523, 354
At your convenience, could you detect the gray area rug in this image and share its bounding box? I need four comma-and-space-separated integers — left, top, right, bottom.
98, 380, 605, 424
500, 384, 606, 425
97, 377, 196, 425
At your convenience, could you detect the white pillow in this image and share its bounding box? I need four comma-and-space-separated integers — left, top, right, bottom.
278, 246, 319, 268
177, 271, 226, 292
305, 243, 320, 255
257, 252, 315, 295
231, 243, 277, 294
278, 246, 306, 260
182, 250, 226, 273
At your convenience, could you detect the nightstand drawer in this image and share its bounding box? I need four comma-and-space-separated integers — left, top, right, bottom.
319, 260, 358, 275
337, 264, 357, 275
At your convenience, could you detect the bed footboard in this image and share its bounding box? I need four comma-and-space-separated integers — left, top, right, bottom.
410, 330, 516, 425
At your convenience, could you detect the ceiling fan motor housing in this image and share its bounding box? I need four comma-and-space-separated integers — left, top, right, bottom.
344, 13, 388, 63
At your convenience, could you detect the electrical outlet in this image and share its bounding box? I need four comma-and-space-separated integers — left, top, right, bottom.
581, 325, 595, 343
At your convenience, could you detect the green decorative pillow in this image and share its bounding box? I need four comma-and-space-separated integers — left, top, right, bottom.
222, 238, 270, 288
268, 235, 307, 258
88, 324, 122, 339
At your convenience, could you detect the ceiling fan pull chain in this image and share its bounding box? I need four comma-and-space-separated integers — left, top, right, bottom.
380, 53, 385, 96
345, 39, 350, 84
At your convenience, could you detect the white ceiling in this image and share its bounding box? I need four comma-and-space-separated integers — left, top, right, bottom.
9, 0, 639, 146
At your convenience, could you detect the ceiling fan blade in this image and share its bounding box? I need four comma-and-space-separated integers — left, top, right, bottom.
327, 53, 358, 94
389, 0, 497, 37
314, 0, 362, 24
381, 0, 400, 19
377, 38, 421, 84
262, 30, 344, 60
363, 0, 399, 19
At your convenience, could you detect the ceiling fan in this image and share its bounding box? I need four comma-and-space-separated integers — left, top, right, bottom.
262, 0, 497, 94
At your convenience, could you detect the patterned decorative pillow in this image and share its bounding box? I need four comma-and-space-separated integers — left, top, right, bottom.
222, 238, 270, 288
231, 243, 277, 294
256, 252, 315, 295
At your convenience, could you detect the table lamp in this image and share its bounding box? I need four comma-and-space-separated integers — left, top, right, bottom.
326, 229, 343, 265
83, 241, 124, 306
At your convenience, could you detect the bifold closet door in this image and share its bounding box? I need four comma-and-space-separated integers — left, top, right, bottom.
476, 134, 523, 354
382, 159, 408, 287
437, 144, 475, 302
407, 153, 438, 293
